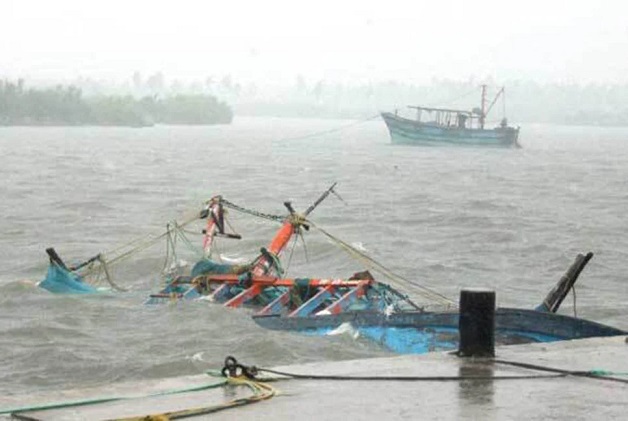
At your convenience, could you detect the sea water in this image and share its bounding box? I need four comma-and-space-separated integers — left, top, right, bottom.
1, 117, 627, 398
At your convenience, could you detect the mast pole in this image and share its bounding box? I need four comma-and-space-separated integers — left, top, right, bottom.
503, 87, 506, 118
480, 84, 487, 129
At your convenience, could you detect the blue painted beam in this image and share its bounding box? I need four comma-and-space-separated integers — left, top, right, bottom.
289, 287, 333, 317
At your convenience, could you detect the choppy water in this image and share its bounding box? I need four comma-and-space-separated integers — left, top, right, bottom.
1, 118, 628, 399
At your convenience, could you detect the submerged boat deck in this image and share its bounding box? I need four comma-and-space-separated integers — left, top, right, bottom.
3, 335, 627, 420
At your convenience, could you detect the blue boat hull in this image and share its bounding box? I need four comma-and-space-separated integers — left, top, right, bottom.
38, 263, 99, 294
381, 112, 520, 148
253, 308, 626, 354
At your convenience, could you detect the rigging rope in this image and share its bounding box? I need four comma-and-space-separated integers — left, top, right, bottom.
307, 220, 454, 307
163, 223, 177, 274
220, 199, 285, 223
283, 234, 299, 277
68, 213, 203, 290
73, 197, 279, 288
172, 222, 204, 258
424, 87, 479, 109
95, 214, 201, 271
274, 114, 381, 143
97, 255, 127, 292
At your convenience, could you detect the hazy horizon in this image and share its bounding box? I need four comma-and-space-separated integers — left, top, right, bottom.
3, 0, 628, 86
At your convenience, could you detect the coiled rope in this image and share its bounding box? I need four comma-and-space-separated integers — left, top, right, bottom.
4, 364, 278, 420
113, 376, 276, 421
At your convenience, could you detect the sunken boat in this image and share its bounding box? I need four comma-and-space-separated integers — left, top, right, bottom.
39, 187, 625, 356
253, 252, 626, 354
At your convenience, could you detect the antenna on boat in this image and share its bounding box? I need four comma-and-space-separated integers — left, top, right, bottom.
304, 182, 339, 217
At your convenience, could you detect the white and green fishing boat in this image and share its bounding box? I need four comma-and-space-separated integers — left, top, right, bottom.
381, 85, 520, 147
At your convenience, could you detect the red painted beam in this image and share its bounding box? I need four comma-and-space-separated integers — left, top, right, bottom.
224, 284, 263, 308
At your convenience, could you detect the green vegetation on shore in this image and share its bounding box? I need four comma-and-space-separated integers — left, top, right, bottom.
0, 79, 233, 127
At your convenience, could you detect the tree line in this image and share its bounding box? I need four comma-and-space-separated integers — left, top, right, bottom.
233, 76, 628, 126
0, 79, 233, 126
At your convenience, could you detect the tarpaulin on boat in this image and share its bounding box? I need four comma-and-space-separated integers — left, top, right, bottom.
190, 259, 246, 278
38, 263, 98, 294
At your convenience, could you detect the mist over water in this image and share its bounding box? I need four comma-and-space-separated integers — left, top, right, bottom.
1, 117, 628, 398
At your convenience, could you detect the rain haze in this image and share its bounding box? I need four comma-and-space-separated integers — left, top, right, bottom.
2, 1, 628, 420
3, 0, 628, 84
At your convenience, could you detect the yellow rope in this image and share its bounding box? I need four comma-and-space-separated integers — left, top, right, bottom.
112, 376, 277, 420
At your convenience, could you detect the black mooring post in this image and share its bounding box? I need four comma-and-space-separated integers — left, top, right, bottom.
458, 288, 496, 357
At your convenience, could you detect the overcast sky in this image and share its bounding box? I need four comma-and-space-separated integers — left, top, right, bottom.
2, 0, 627, 85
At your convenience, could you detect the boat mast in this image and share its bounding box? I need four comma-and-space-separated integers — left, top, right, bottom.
480, 84, 487, 129
485, 87, 506, 121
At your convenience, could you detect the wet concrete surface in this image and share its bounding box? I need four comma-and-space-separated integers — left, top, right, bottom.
4, 336, 627, 420
206, 336, 628, 421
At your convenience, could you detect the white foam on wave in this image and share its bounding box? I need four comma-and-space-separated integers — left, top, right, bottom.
219, 254, 247, 264
186, 352, 205, 362
326, 322, 360, 340
166, 260, 189, 273
351, 242, 368, 252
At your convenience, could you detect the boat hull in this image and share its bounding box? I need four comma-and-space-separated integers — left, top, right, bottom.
381, 112, 520, 148
253, 308, 626, 354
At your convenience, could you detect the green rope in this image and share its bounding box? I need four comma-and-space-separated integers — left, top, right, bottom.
589, 369, 628, 376
494, 359, 628, 385
1, 376, 227, 416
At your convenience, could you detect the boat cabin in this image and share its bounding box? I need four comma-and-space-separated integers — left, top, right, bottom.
404, 106, 484, 130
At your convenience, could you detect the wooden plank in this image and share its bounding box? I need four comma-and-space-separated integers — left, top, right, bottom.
289, 286, 334, 317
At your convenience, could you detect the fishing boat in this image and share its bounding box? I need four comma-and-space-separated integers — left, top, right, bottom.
143, 184, 421, 311
38, 192, 249, 294
38, 187, 625, 357
140, 194, 625, 355
381, 85, 520, 147
252, 252, 627, 354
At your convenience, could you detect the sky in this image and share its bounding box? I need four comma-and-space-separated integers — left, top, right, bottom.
2, 0, 628, 86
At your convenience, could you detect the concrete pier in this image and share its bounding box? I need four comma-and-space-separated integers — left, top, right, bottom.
3, 336, 627, 420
